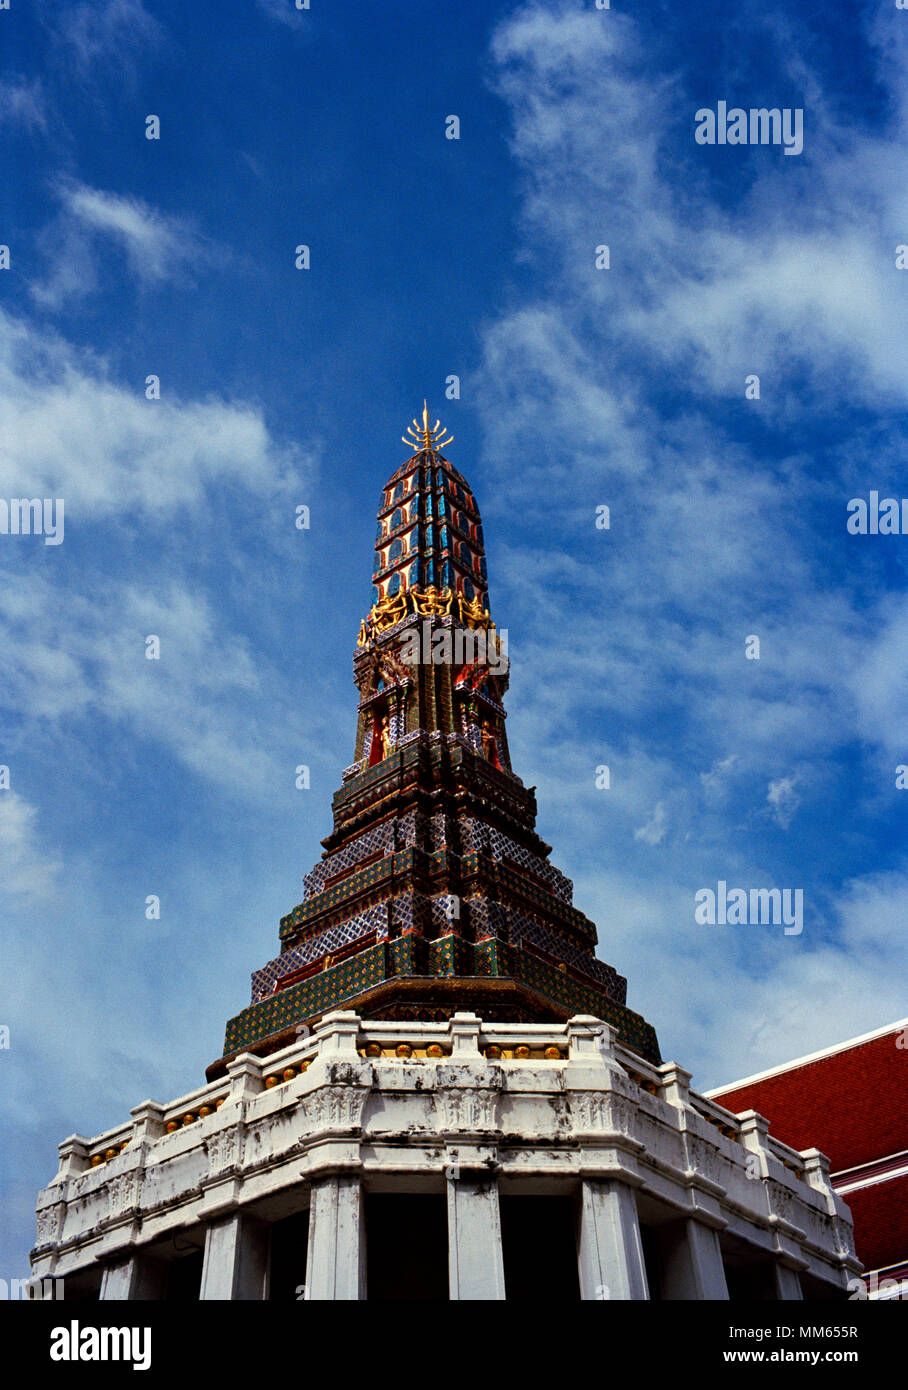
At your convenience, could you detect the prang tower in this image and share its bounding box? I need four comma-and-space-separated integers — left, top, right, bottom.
209, 407, 660, 1077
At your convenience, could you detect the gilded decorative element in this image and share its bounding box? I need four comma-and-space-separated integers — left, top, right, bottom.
458, 592, 493, 630
357, 586, 492, 646
411, 584, 453, 617
401, 401, 453, 454
370, 591, 408, 633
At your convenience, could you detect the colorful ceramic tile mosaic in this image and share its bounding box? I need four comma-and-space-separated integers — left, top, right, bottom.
209, 420, 661, 1078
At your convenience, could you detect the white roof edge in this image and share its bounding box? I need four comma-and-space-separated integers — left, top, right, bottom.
704, 1017, 908, 1097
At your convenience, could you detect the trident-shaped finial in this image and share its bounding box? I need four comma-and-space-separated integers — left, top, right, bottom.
402, 401, 453, 454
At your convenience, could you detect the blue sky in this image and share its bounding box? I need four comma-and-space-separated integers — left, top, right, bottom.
2, 0, 907, 1275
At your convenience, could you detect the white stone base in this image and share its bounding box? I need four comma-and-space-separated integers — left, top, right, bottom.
31, 1013, 860, 1301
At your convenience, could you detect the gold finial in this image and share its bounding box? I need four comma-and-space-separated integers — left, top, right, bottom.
402, 400, 453, 454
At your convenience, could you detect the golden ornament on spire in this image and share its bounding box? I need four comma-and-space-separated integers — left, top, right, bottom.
402, 401, 453, 454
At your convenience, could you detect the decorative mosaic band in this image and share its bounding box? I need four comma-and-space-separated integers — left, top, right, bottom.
225, 935, 659, 1064
251, 903, 391, 1002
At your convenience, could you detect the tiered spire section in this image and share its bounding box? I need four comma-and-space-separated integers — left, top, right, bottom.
208, 411, 659, 1079
362, 408, 490, 644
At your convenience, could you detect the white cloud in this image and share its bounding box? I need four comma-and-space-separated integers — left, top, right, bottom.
0, 308, 302, 514
634, 802, 667, 845
57, 0, 164, 77
0, 570, 332, 802
570, 856, 908, 1092
0, 792, 61, 902
33, 183, 222, 307
701, 756, 737, 794
0, 75, 47, 133
0, 308, 322, 799
489, 1, 908, 413
766, 775, 800, 829
702, 869, 908, 1089
65, 184, 214, 280
849, 595, 908, 761
477, 1, 906, 783
477, 1, 908, 1091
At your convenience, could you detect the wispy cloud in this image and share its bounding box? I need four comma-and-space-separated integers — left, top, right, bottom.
32, 183, 223, 307
0, 575, 309, 799
0, 792, 61, 903
63, 184, 215, 281
634, 802, 667, 845
0, 301, 324, 798
478, 0, 908, 1083
701, 756, 738, 795
489, 1, 908, 413
0, 75, 48, 133
257, 0, 310, 30
55, 0, 164, 78
767, 775, 800, 829
0, 309, 301, 511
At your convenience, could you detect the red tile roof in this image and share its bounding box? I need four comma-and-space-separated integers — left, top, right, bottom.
841, 1175, 908, 1274
713, 1027, 908, 1276
713, 1030, 908, 1173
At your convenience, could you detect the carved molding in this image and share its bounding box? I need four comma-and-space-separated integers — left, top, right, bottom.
106, 1173, 139, 1218
437, 1086, 499, 1134
570, 1090, 636, 1138
205, 1127, 241, 1175
304, 1084, 371, 1133
35, 1202, 65, 1247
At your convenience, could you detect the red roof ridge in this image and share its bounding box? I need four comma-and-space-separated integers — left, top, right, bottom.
705, 1015, 908, 1096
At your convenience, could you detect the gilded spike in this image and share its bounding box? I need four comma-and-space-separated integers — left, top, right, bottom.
402, 401, 453, 453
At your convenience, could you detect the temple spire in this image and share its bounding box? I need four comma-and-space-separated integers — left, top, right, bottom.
207, 411, 661, 1079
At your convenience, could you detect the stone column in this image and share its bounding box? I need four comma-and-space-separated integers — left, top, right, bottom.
774, 1263, 804, 1300
305, 1175, 365, 1300
54, 1135, 92, 1183
199, 1213, 269, 1300
578, 1179, 649, 1301
802, 1149, 858, 1289
660, 1218, 730, 1300
130, 1100, 166, 1145
448, 1012, 482, 1058
100, 1251, 166, 1300
225, 1052, 264, 1107
447, 1172, 506, 1300
310, 1009, 362, 1065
